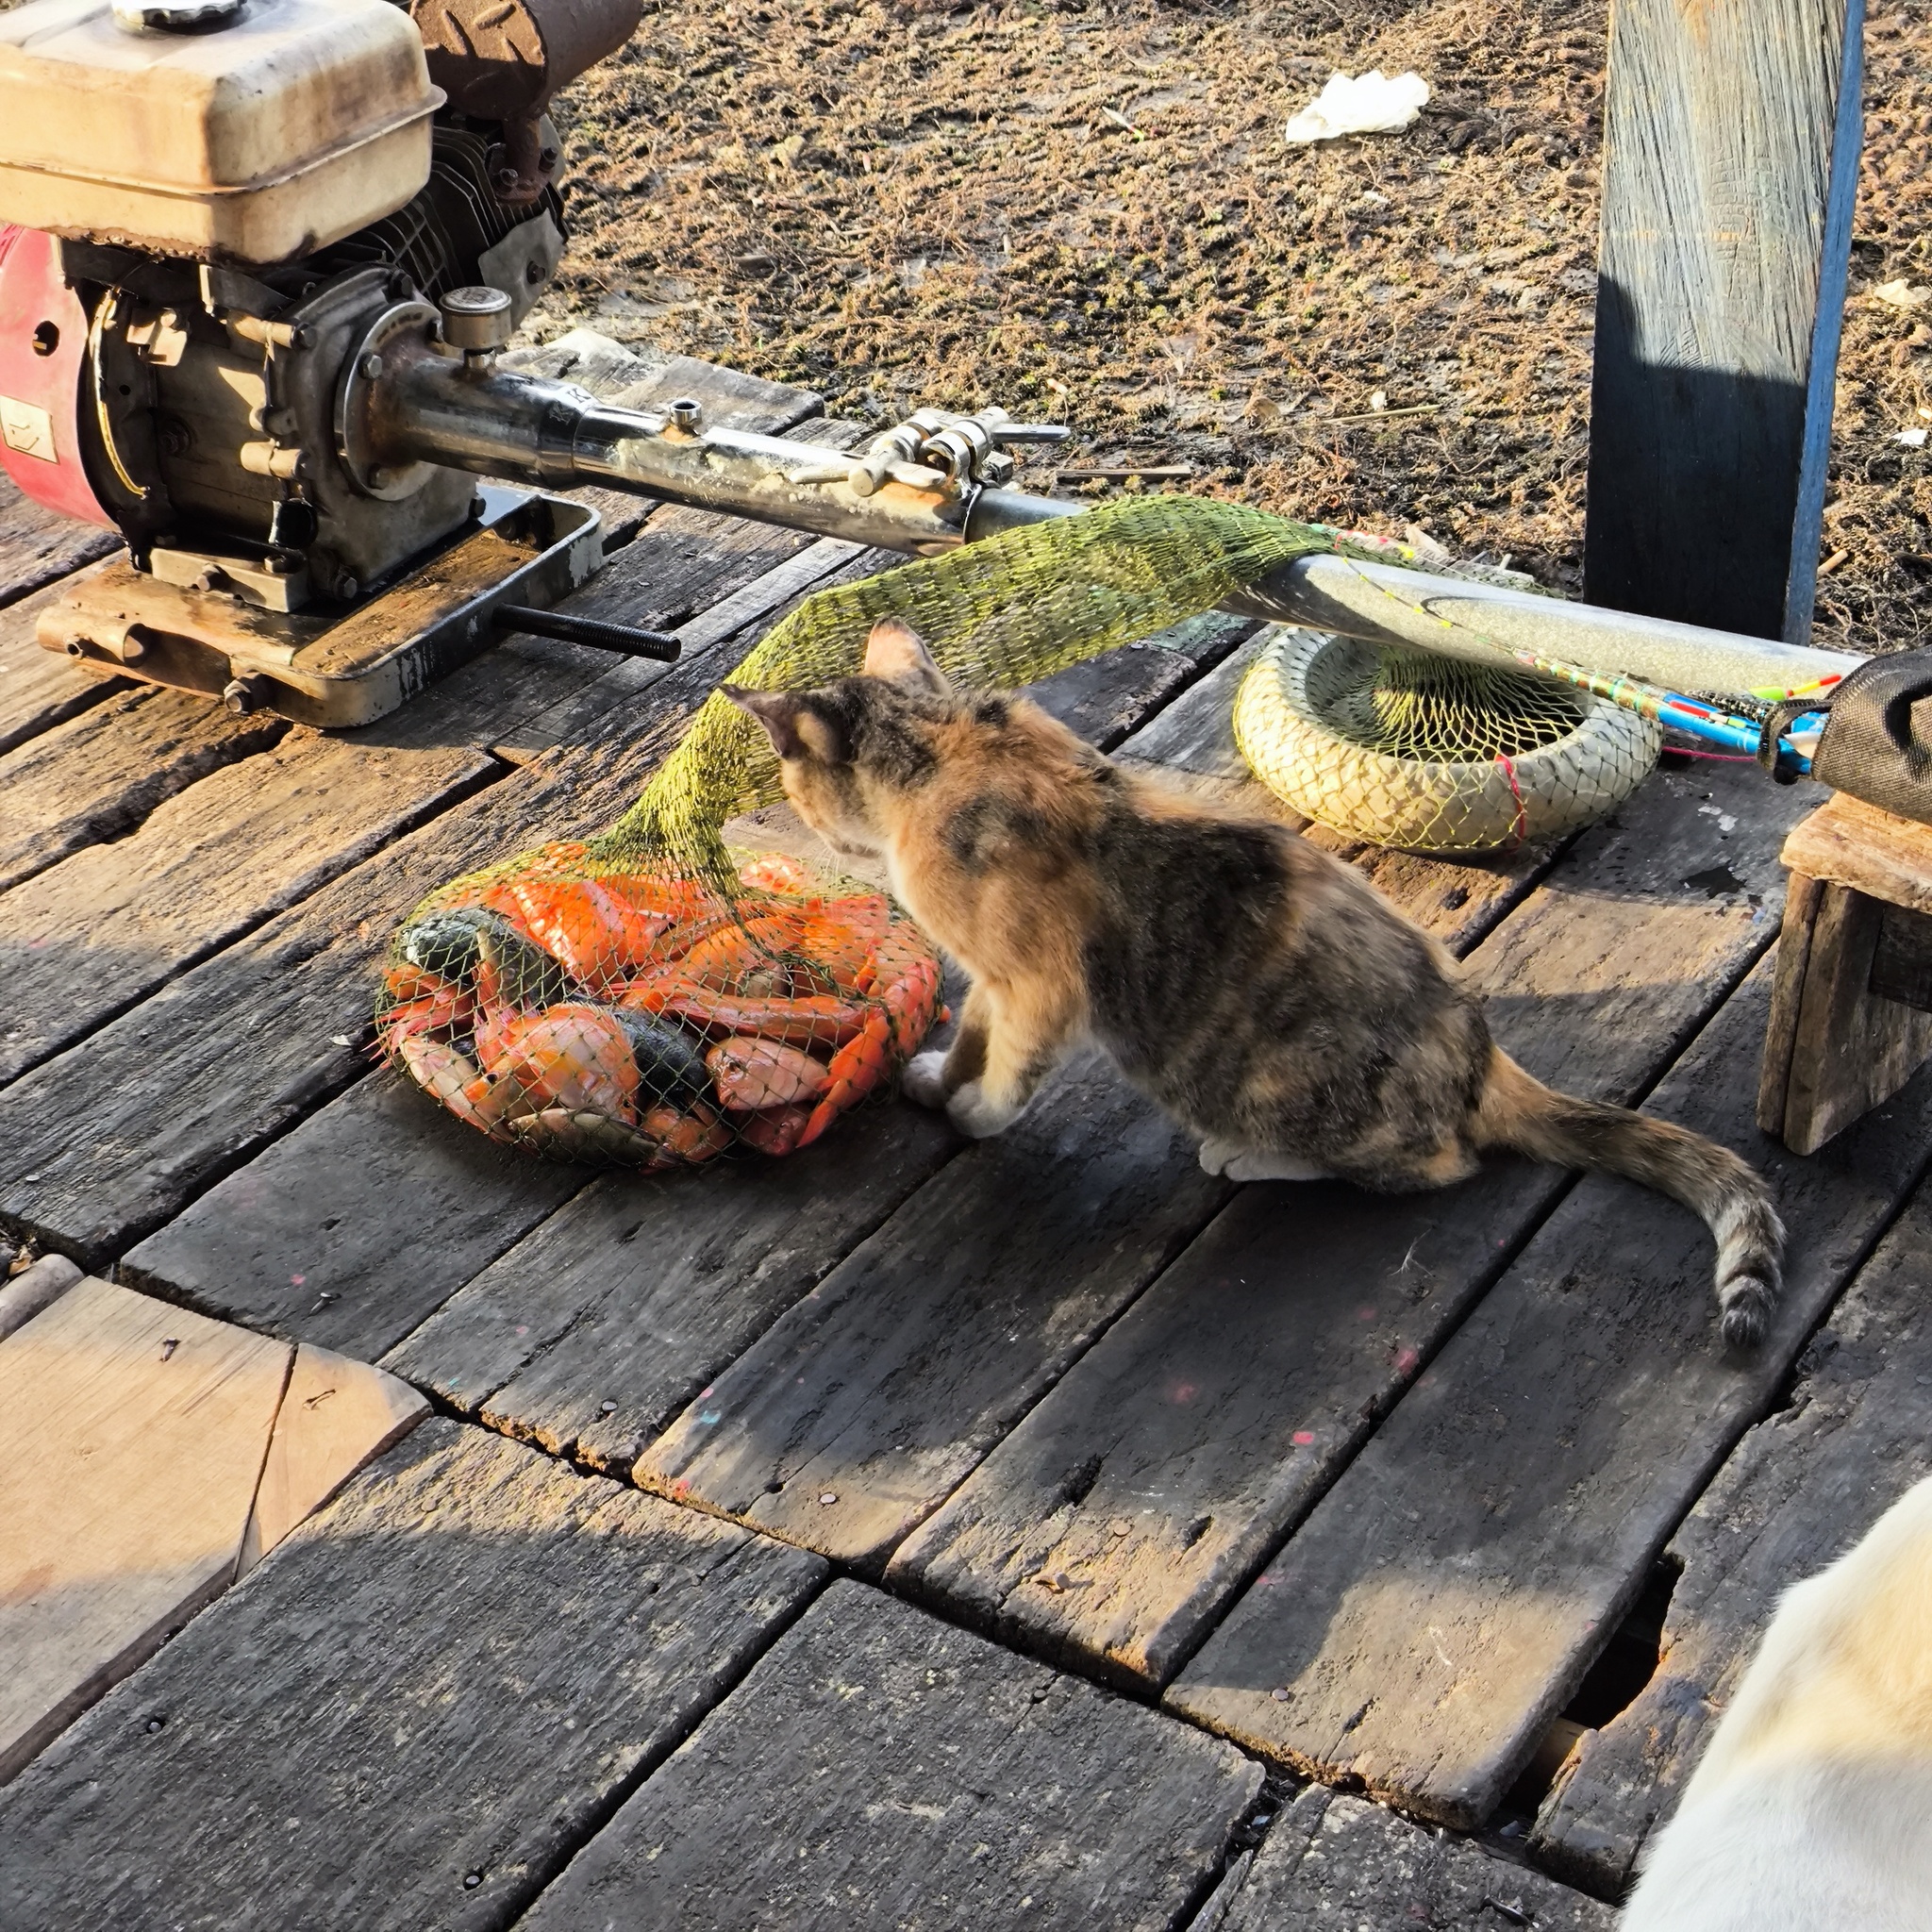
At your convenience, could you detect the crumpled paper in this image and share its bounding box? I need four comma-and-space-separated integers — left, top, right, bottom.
1285, 70, 1430, 143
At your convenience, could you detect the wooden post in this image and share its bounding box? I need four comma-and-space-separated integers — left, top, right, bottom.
1585, 0, 1865, 644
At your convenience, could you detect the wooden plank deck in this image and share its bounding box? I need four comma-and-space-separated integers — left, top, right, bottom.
0, 342, 1916, 1923
519, 1581, 1260, 1931
0, 1421, 826, 1930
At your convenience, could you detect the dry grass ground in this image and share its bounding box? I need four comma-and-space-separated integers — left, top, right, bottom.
539, 1, 1932, 654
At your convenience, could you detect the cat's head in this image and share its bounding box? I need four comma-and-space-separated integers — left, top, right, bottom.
722, 620, 958, 859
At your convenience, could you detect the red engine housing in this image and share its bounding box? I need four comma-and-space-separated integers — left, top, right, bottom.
0, 225, 112, 527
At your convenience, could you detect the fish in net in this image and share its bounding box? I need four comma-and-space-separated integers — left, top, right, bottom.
377, 494, 1342, 1166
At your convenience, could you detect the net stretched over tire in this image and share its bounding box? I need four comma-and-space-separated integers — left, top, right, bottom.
378, 494, 1341, 1167
1234, 625, 1663, 853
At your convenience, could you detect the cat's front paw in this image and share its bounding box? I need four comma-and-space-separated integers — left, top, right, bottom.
1198, 1137, 1243, 1176
945, 1079, 1017, 1139
1223, 1150, 1335, 1184
900, 1049, 950, 1109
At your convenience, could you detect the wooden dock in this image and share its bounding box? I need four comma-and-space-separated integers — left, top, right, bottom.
2, 342, 1927, 1929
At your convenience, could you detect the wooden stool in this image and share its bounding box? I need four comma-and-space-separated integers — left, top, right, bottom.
1759, 793, 1932, 1154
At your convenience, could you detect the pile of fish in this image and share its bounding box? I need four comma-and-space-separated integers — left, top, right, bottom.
377, 850, 941, 1165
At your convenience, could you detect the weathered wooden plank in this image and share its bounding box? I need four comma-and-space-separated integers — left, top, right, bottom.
518, 1578, 1259, 1932
1779, 790, 1932, 917
0, 1419, 827, 1931
0, 723, 499, 1087
125, 1074, 599, 1360
0, 685, 287, 894
0, 470, 119, 608
632, 1049, 1224, 1573
1780, 879, 1932, 1152
1528, 1174, 1932, 1895
106, 541, 908, 1342
378, 617, 1257, 1471
888, 757, 1813, 1689
1167, 951, 1932, 1828
0, 1275, 291, 1786
238, 1342, 427, 1571
0, 580, 124, 758
1871, 900, 1932, 1011
1024, 611, 1256, 752
385, 1101, 961, 1472
1201, 1784, 1614, 1931
1585, 0, 1864, 641
1756, 870, 1824, 1133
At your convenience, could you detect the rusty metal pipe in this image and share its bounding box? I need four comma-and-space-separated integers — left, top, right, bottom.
364, 338, 974, 551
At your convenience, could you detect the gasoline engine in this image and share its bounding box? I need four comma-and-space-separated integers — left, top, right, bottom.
0, 0, 1068, 724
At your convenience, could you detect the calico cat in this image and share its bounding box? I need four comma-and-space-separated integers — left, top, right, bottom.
725, 620, 1784, 1345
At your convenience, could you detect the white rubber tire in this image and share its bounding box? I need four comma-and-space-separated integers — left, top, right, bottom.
1233, 630, 1662, 854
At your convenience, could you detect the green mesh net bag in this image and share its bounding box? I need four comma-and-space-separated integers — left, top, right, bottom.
377, 494, 1343, 1167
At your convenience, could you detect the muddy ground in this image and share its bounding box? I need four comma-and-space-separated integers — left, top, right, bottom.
538, 1, 1932, 656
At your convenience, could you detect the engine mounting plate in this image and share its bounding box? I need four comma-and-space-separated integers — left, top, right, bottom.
38, 485, 605, 729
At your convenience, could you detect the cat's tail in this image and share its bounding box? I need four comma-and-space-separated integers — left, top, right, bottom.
1474, 1047, 1784, 1347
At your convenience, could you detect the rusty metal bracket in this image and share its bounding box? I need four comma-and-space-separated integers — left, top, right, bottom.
39, 486, 605, 728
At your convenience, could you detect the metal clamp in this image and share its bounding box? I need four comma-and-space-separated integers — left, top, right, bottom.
808, 407, 1070, 499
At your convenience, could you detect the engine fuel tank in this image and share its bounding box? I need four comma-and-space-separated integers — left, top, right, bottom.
0, 0, 441, 264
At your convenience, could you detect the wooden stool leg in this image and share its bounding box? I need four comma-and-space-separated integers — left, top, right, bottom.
1759, 872, 1824, 1139
1777, 882, 1932, 1155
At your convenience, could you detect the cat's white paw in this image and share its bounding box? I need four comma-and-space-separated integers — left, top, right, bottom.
1198, 1137, 1244, 1176
900, 1049, 950, 1109
1223, 1150, 1335, 1184
946, 1079, 1019, 1139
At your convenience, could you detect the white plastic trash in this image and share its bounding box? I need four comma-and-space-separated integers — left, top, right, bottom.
1285, 70, 1430, 143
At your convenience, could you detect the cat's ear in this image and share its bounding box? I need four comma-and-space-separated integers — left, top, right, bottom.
722, 687, 852, 764
863, 618, 949, 694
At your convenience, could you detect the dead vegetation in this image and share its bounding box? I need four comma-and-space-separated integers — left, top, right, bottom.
539, 0, 1932, 654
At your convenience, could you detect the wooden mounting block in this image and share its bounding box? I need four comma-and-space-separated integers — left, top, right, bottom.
1759, 792, 1932, 1154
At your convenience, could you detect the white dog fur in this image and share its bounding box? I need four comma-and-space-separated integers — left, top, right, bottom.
1621, 1474, 1932, 1931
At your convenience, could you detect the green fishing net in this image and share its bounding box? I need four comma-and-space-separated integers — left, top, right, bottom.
377, 493, 1344, 1167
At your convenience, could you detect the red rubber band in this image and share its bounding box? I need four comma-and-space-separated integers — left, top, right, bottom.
1494, 753, 1528, 851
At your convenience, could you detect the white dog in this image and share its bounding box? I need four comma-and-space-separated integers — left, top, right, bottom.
1622, 1474, 1932, 1930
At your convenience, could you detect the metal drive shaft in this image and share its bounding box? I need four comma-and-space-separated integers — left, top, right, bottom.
358, 325, 1861, 700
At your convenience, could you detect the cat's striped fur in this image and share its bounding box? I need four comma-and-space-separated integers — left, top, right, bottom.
725, 621, 1784, 1344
